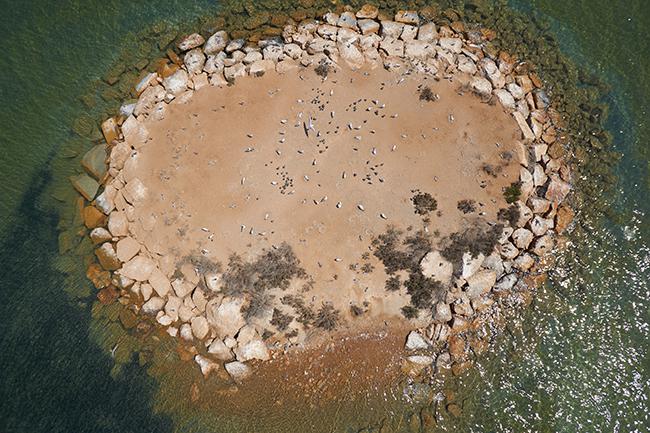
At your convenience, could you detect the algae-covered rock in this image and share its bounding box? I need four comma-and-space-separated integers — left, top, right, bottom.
70, 174, 99, 201
81, 145, 107, 180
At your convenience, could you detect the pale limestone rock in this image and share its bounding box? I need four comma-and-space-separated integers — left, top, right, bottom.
191, 316, 209, 339
465, 270, 497, 299
534, 144, 548, 161
262, 45, 284, 62
532, 234, 554, 256
209, 71, 228, 87
482, 253, 504, 278
420, 251, 453, 284
283, 43, 303, 59
359, 33, 382, 49
249, 59, 275, 77
165, 296, 182, 321
235, 339, 270, 362
148, 267, 171, 297
533, 164, 547, 186
494, 88, 516, 110
178, 33, 204, 51
338, 40, 365, 69
514, 253, 535, 271
461, 252, 485, 279
122, 177, 147, 205
404, 40, 435, 59
157, 314, 174, 326
171, 278, 195, 298
545, 175, 571, 204
417, 22, 437, 42
433, 302, 452, 323
471, 76, 492, 97
358, 19, 380, 35
121, 115, 149, 149
494, 274, 518, 292
207, 296, 246, 338
243, 50, 263, 64
380, 21, 404, 39
308, 37, 336, 54
204, 272, 222, 292
400, 25, 418, 41
225, 39, 245, 53
224, 63, 246, 81
516, 201, 534, 227
511, 228, 534, 249
453, 295, 474, 317
140, 283, 153, 301
317, 24, 338, 40
405, 331, 429, 350
203, 51, 226, 74
337, 11, 357, 29
499, 242, 520, 260
457, 55, 477, 74
162, 69, 189, 96
507, 82, 525, 100
192, 288, 207, 313
530, 215, 553, 236
167, 327, 178, 337
439, 37, 462, 53
95, 188, 116, 215
512, 111, 535, 143
194, 354, 219, 378
192, 72, 209, 90
121, 255, 155, 281
184, 48, 205, 75
528, 197, 551, 214
135, 72, 157, 95
204, 31, 228, 55
178, 305, 193, 322
116, 236, 140, 262
225, 361, 252, 382
108, 211, 128, 237
407, 355, 433, 366
109, 142, 131, 170
142, 296, 165, 314
134, 84, 165, 117
207, 339, 234, 360
379, 37, 404, 57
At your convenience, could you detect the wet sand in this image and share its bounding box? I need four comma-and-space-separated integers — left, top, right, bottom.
125, 65, 520, 336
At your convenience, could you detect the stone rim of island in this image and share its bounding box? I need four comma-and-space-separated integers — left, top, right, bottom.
72, 4, 574, 384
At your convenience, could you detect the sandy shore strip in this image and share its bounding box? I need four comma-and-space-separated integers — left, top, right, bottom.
75, 4, 574, 389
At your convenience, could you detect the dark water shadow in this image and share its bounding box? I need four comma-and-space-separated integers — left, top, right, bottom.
0, 166, 172, 433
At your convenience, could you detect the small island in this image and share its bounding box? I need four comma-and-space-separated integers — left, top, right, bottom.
72, 4, 573, 388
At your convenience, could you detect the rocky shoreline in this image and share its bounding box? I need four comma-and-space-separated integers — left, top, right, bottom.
71, 4, 574, 386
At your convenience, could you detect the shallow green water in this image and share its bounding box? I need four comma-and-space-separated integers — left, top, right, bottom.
0, 1, 647, 432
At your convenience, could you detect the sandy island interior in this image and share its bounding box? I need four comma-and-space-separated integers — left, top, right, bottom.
122, 64, 520, 343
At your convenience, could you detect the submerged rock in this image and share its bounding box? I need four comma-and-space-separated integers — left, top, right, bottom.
71, 174, 99, 201
225, 361, 252, 382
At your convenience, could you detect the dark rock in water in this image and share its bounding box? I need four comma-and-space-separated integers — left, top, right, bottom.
70, 173, 99, 200
81, 145, 107, 180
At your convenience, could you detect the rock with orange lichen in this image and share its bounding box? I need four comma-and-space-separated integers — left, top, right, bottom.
86, 263, 111, 289
83, 205, 106, 229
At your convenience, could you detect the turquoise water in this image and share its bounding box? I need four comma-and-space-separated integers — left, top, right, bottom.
0, 1, 647, 432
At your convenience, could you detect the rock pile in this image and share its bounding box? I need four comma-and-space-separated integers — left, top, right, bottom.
73, 4, 573, 383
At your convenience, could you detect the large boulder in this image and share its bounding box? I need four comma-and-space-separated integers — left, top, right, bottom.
95, 243, 120, 271
162, 69, 189, 96
147, 267, 171, 297
338, 41, 365, 69
465, 270, 497, 299
184, 48, 205, 75
206, 296, 246, 338
120, 255, 156, 282
225, 361, 252, 382
204, 30, 229, 55
420, 251, 453, 284
405, 330, 429, 350
234, 339, 270, 362
191, 316, 210, 339
115, 236, 140, 262
177, 33, 204, 51
208, 338, 234, 360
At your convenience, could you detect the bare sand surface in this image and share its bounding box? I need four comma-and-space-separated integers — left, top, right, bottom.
125, 65, 520, 337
